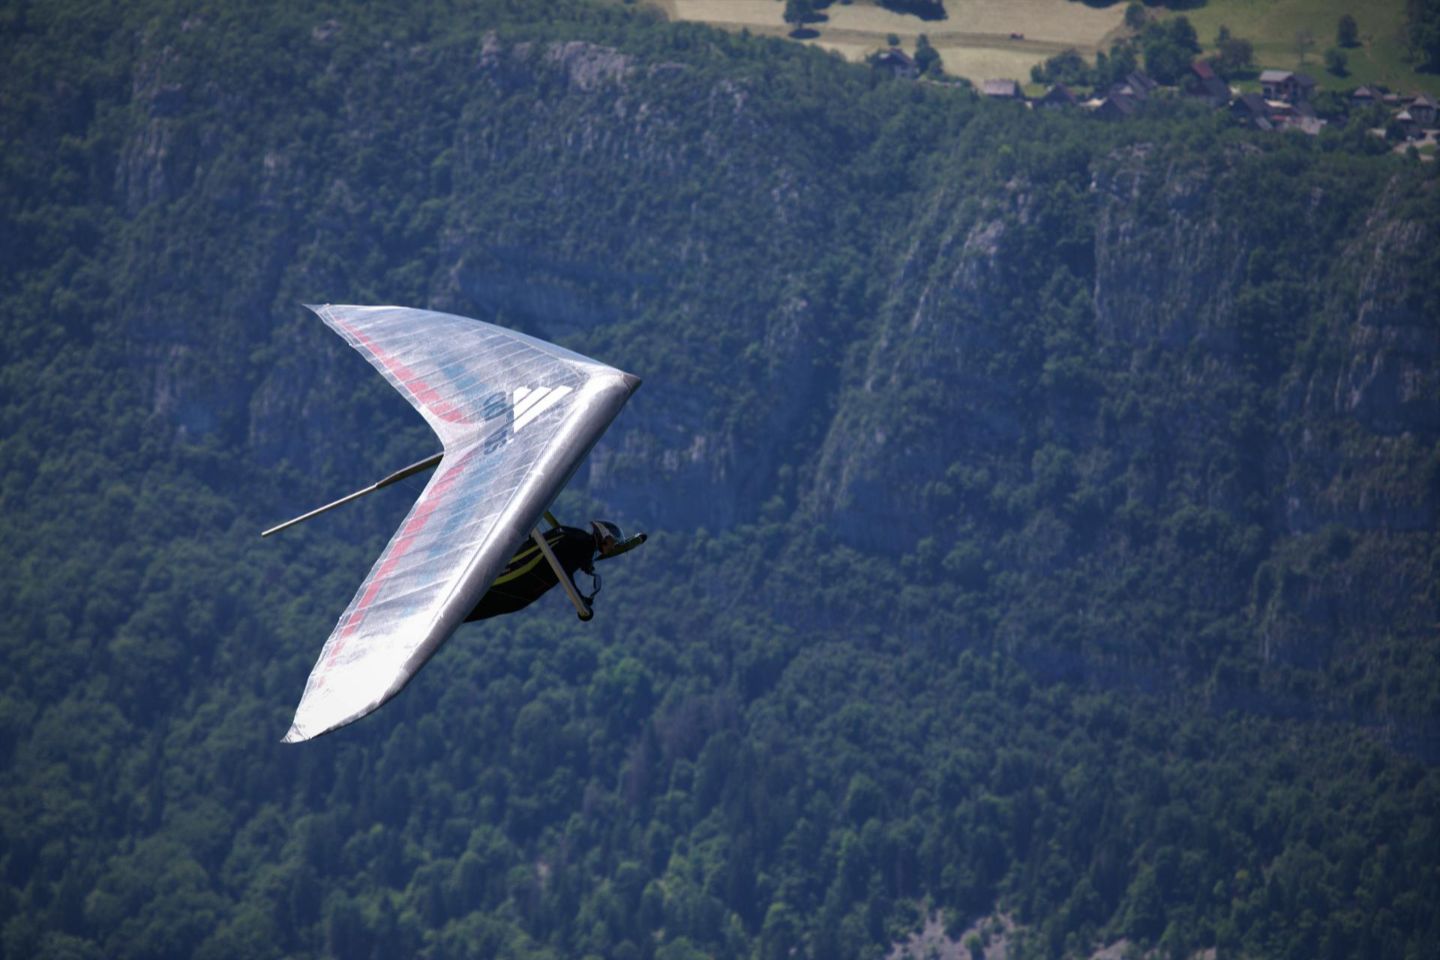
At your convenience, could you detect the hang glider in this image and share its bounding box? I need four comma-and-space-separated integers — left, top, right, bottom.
272, 304, 640, 743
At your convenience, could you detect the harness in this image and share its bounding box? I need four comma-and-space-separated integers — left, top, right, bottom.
489, 529, 600, 603
579, 565, 601, 605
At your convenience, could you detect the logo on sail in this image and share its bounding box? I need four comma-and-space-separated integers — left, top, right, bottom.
482, 385, 574, 454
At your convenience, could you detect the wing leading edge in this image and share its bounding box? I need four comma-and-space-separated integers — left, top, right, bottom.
283, 305, 640, 743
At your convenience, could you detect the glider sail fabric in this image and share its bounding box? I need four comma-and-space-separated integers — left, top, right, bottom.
284, 304, 640, 743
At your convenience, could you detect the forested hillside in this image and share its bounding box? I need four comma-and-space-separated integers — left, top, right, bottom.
2, 1, 1437, 958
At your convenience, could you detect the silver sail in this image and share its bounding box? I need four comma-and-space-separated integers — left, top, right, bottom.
284, 304, 640, 743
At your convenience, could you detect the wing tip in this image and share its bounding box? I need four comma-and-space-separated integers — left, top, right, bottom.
281, 723, 310, 745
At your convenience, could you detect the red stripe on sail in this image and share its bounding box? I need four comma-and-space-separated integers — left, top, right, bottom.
323, 442, 484, 668
334, 315, 472, 424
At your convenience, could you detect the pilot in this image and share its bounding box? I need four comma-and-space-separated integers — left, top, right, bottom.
466, 520, 644, 621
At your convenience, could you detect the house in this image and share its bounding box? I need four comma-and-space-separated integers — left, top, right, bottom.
1277, 101, 1325, 135
1186, 60, 1231, 106
981, 79, 1021, 99
1258, 69, 1313, 102
1351, 84, 1380, 107
1231, 93, 1273, 129
1111, 70, 1158, 102
1035, 84, 1077, 110
873, 48, 918, 80
1095, 92, 1140, 121
1393, 109, 1420, 139
1284, 114, 1327, 135
1259, 69, 1292, 99
1126, 70, 1158, 99
1410, 92, 1438, 127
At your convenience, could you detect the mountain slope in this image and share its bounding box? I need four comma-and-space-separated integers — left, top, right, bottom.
1, 2, 1437, 959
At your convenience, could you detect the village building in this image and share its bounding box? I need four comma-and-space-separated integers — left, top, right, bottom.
981, 79, 1022, 100
1095, 92, 1141, 121
1110, 70, 1158, 102
1259, 69, 1316, 103
1231, 93, 1273, 130
1351, 85, 1380, 107
1259, 70, 1289, 99
1035, 84, 1077, 110
1410, 92, 1438, 128
1127, 70, 1158, 99
872, 48, 918, 80
1293, 73, 1317, 102
1185, 60, 1230, 107
1275, 100, 1325, 135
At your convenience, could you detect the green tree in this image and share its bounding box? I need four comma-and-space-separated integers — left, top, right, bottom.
1408, 0, 1440, 71
1167, 16, 1200, 52
1104, 41, 1139, 84
1138, 16, 1200, 85
1214, 35, 1254, 77
759, 902, 801, 960
1124, 866, 1166, 941
915, 34, 942, 75
1144, 39, 1190, 84
1032, 48, 1092, 87
784, 0, 815, 34
1337, 13, 1359, 47
1325, 47, 1349, 75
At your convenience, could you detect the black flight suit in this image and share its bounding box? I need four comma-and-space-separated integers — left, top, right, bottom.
465, 525, 596, 621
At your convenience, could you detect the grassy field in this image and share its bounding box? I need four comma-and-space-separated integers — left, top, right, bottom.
654, 0, 1125, 83
643, 0, 1437, 95
1154, 0, 1439, 96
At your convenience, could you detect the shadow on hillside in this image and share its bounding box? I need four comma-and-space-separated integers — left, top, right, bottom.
878, 0, 948, 21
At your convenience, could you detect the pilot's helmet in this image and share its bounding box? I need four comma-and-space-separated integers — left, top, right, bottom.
591, 520, 624, 557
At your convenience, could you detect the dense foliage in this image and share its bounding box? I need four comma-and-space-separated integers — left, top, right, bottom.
2, 1, 1437, 959
1033, 17, 1247, 91
1410, 0, 1440, 72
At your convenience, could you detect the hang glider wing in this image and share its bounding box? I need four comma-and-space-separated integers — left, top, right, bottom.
283, 304, 640, 743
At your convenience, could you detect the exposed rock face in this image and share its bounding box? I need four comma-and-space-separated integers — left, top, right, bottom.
1279, 180, 1440, 537
810, 150, 1438, 549
1339, 189, 1439, 436
796, 144, 1437, 688
811, 193, 1032, 553
1092, 148, 1248, 349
